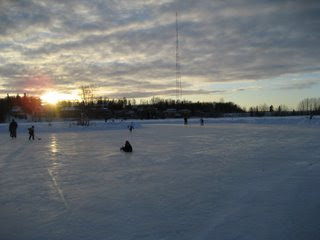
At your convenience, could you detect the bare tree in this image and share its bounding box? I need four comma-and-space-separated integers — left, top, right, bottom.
80, 85, 94, 106
78, 85, 95, 126
258, 104, 269, 112
297, 97, 320, 113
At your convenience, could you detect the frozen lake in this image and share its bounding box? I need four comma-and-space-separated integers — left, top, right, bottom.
1, 121, 320, 240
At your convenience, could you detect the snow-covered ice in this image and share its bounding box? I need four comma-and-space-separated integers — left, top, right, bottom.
1, 117, 320, 240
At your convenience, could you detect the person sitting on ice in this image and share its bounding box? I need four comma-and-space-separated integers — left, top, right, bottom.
120, 140, 133, 152
28, 126, 35, 140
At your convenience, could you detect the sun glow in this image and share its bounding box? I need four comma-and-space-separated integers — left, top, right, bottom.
41, 91, 79, 104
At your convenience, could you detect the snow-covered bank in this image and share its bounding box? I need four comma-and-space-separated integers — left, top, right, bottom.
0, 120, 141, 134
137, 115, 320, 126
0, 115, 319, 135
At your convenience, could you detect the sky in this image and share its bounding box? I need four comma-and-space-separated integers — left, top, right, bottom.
0, 0, 320, 108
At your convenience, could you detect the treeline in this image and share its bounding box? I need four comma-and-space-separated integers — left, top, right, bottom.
1, 94, 318, 122
139, 97, 244, 114
0, 94, 41, 122
57, 97, 244, 113
55, 97, 245, 119
248, 104, 291, 117
248, 98, 320, 117
297, 97, 320, 113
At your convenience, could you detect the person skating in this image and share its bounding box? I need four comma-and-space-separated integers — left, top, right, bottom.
128, 123, 134, 132
28, 126, 35, 140
184, 117, 188, 125
120, 140, 133, 152
9, 119, 18, 138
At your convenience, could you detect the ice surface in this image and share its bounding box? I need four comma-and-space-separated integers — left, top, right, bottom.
1, 118, 320, 240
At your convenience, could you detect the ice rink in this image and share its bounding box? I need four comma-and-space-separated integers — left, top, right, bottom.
1, 120, 320, 240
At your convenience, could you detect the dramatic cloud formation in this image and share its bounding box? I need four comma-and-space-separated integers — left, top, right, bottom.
1, 0, 320, 105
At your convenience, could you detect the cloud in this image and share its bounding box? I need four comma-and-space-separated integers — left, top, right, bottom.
277, 78, 320, 90
105, 88, 223, 99
1, 0, 320, 99
231, 86, 262, 92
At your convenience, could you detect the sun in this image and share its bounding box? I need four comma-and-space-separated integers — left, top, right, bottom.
41, 91, 79, 104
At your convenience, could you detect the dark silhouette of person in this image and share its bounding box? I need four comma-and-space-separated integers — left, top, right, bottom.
200, 118, 204, 126
128, 123, 134, 132
184, 117, 188, 125
310, 114, 314, 120
120, 140, 133, 152
9, 119, 18, 138
28, 126, 35, 140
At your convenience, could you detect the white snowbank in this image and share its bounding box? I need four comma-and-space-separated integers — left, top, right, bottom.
137, 115, 320, 126
0, 120, 141, 134
0, 116, 319, 135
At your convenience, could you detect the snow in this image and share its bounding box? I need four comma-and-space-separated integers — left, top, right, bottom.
1, 117, 320, 240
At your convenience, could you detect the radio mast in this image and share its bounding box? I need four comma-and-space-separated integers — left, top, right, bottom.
176, 11, 182, 100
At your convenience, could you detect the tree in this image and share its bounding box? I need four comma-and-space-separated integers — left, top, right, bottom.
80, 85, 94, 106
0, 98, 9, 122
297, 97, 320, 113
269, 105, 274, 112
259, 104, 269, 112
79, 85, 95, 125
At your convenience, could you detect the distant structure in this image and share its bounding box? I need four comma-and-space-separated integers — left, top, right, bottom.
176, 11, 182, 100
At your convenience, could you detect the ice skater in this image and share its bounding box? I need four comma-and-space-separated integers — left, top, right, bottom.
184, 117, 188, 125
200, 118, 204, 126
28, 126, 35, 140
128, 123, 134, 132
9, 119, 18, 138
120, 140, 133, 152
310, 114, 314, 120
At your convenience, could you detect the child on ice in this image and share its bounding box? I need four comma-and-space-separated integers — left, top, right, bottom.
120, 140, 133, 152
28, 126, 35, 140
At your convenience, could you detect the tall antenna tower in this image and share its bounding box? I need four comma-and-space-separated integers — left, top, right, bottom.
175, 11, 182, 100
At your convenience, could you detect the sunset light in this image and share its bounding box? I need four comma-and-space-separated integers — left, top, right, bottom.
1, 1, 320, 239
41, 91, 79, 104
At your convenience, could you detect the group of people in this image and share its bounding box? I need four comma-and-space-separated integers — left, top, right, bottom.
8, 117, 205, 152
8, 119, 35, 140
184, 117, 205, 125
9, 119, 130, 151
